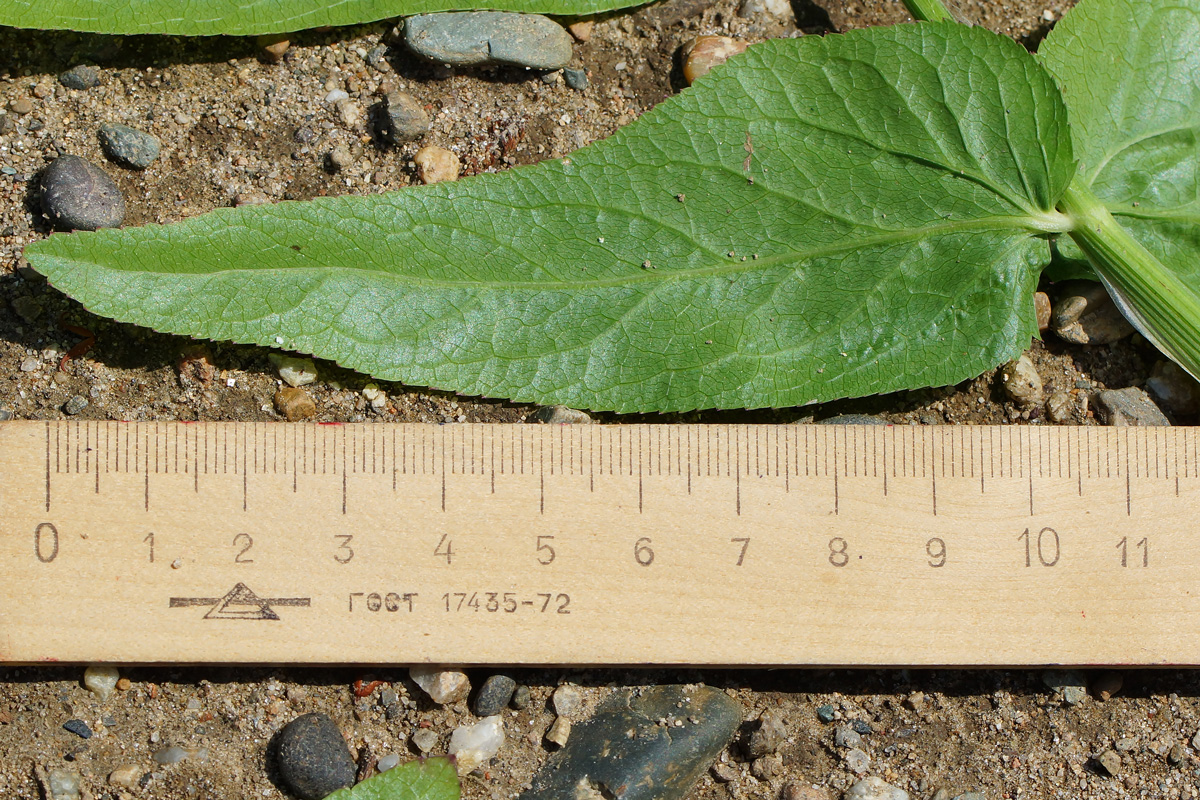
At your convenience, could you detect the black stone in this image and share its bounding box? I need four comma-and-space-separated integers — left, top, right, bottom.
510, 685, 531, 710
63, 719, 92, 739
39, 155, 125, 231
563, 68, 588, 91
816, 704, 835, 723
850, 720, 872, 735
521, 685, 741, 800
275, 713, 357, 800
59, 65, 101, 90
473, 674, 517, 717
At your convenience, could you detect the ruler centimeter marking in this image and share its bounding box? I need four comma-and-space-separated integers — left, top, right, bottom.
3, 421, 1200, 666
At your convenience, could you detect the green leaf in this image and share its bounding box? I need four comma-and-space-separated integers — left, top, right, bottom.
26, 22, 1074, 413
1040, 0, 1200, 374
324, 757, 459, 800
0, 0, 628, 36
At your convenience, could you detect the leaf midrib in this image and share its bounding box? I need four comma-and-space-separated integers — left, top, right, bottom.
58, 214, 1048, 291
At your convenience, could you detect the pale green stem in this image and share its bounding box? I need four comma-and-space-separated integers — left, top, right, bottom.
901, 0, 957, 22
1058, 180, 1200, 382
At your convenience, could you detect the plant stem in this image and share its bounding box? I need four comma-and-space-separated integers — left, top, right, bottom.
1058, 180, 1200, 381
901, 0, 957, 22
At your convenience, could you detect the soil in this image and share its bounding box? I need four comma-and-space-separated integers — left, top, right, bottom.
2, 0, 1198, 798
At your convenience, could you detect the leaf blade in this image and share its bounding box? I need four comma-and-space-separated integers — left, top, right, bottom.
324, 756, 459, 800
0, 0, 628, 36
28, 23, 1074, 412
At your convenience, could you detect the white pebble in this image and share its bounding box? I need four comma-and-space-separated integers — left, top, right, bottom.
377, 753, 401, 772
324, 89, 350, 104
47, 769, 80, 800
83, 665, 120, 701
844, 777, 909, 800
448, 716, 504, 774
362, 385, 388, 411
410, 666, 470, 704
270, 354, 318, 387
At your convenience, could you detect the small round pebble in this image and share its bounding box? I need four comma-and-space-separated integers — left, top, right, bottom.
510, 685, 531, 710
563, 68, 588, 91
257, 34, 290, 63
326, 145, 355, 172
999, 354, 1043, 407
381, 91, 430, 144
98, 123, 161, 170
377, 753, 401, 772
83, 665, 120, 701
40, 155, 126, 231
473, 674, 517, 717
552, 684, 584, 717
411, 728, 439, 753
275, 713, 357, 800
681, 36, 748, 84
59, 65, 101, 90
414, 146, 460, 185
63, 395, 88, 415
9, 97, 33, 116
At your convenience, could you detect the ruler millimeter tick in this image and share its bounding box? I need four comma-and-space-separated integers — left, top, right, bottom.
2, 421, 1198, 666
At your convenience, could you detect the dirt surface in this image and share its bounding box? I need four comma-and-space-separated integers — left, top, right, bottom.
3, 0, 1200, 798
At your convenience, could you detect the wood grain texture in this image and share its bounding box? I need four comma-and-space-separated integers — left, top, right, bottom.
0, 421, 1196, 666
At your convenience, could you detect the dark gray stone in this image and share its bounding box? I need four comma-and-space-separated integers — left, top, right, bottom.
520, 685, 741, 800
379, 91, 430, 144
63, 395, 88, 416
816, 704, 835, 723
59, 65, 101, 90
822, 414, 886, 425
275, 713, 356, 800
563, 67, 588, 90
1096, 388, 1171, 427
405, 12, 573, 70
474, 674, 517, 717
510, 684, 531, 710
40, 155, 125, 231
63, 719, 92, 739
98, 123, 161, 169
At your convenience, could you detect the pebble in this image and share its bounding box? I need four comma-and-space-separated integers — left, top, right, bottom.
563, 67, 588, 91
59, 65, 101, 90
152, 745, 189, 764
411, 666, 470, 704
1034, 290, 1052, 332
257, 34, 290, 63
520, 685, 742, 800
511, 685, 531, 710
83, 665, 120, 701
835, 727, 863, 749
40, 155, 126, 231
10, 97, 33, 115
545, 715, 571, 747
98, 123, 161, 169
567, 20, 593, 41
552, 684, 584, 717
682, 36, 748, 85
1092, 671, 1123, 701
361, 384, 385, 412
108, 765, 140, 789
326, 145, 355, 172
274, 387, 316, 421
533, 405, 593, 424
275, 713, 357, 800
63, 719, 92, 738
738, 0, 791, 18
1096, 749, 1122, 777
473, 674, 517, 717
843, 777, 909, 800
1146, 360, 1200, 415
1170, 743, 1187, 765
63, 395, 88, 415
751, 753, 783, 779
711, 762, 738, 782
850, 720, 872, 735
1096, 388, 1171, 426
1051, 281, 1134, 344
377, 753, 401, 772
782, 784, 832, 800
380, 91, 430, 144
951, 794, 985, 800
816, 704, 836, 723
1044, 391, 1074, 423
844, 748, 870, 774
448, 715, 504, 774
1000, 354, 1043, 407
1043, 669, 1088, 705
405, 12, 573, 70
46, 769, 81, 800
1191, 729, 1200, 751
414, 145, 460, 184
746, 710, 787, 758
411, 728, 439, 753
271, 354, 318, 386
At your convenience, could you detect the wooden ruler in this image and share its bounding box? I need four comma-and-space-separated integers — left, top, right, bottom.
1, 420, 1198, 666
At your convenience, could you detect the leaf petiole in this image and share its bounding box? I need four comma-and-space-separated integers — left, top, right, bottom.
901, 0, 959, 23
1058, 180, 1200, 381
